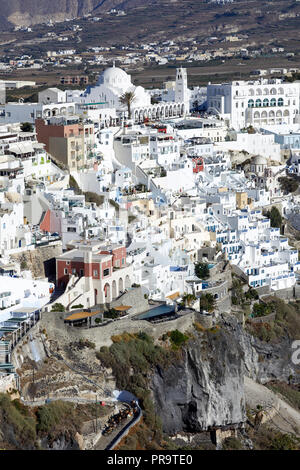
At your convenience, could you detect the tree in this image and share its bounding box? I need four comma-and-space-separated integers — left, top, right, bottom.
194, 262, 210, 280
20, 122, 33, 132
51, 303, 65, 312
182, 293, 196, 307
200, 293, 216, 313
278, 176, 298, 195
119, 91, 136, 119
266, 206, 282, 228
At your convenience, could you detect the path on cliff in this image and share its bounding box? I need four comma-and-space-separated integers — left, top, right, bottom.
245, 376, 300, 436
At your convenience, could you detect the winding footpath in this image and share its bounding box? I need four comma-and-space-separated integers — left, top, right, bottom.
245, 376, 300, 436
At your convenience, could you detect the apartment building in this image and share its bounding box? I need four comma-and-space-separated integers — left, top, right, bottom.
207, 78, 300, 129
35, 117, 95, 170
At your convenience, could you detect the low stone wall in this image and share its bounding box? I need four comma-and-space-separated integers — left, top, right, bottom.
271, 287, 295, 301
247, 312, 276, 324
195, 313, 213, 329
40, 310, 196, 349
256, 285, 271, 297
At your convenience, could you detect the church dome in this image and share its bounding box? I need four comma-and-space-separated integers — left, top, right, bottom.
252, 155, 267, 165
98, 66, 131, 89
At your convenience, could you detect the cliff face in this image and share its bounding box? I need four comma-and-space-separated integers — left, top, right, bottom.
151, 315, 300, 436
0, 0, 150, 28
0, 0, 102, 28
227, 315, 300, 384
151, 327, 246, 435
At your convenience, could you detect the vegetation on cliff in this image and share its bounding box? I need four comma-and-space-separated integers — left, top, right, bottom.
0, 394, 105, 450
245, 298, 300, 343
96, 331, 185, 450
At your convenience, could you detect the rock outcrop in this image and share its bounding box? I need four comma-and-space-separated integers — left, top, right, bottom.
151, 327, 246, 434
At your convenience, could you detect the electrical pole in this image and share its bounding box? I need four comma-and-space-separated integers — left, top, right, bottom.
95, 395, 98, 433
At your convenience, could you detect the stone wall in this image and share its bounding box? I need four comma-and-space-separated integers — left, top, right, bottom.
111, 287, 149, 316
39, 309, 196, 349
247, 312, 276, 324
269, 287, 295, 301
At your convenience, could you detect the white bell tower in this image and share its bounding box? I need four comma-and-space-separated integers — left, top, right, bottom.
175, 67, 189, 115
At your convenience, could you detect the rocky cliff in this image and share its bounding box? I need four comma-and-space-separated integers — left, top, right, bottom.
151, 327, 246, 435
151, 314, 300, 436
0, 0, 142, 28
229, 315, 300, 384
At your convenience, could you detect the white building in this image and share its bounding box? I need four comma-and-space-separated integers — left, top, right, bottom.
67, 65, 187, 122
207, 78, 300, 130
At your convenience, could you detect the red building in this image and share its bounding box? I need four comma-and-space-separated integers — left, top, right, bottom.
191, 157, 204, 173
56, 243, 132, 304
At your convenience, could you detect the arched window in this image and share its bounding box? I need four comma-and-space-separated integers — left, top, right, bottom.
263, 98, 269, 107
248, 99, 254, 108
255, 99, 262, 107
278, 98, 284, 107
270, 98, 276, 107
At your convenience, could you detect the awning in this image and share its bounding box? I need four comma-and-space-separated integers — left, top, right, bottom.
64, 310, 101, 322
113, 305, 132, 311
166, 292, 180, 300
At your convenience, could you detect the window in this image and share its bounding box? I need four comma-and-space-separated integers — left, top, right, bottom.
263, 98, 269, 107
67, 227, 76, 232
64, 268, 68, 275
93, 270, 98, 277
248, 99, 254, 108
103, 268, 110, 277
66, 261, 70, 265
255, 99, 262, 107
122, 258, 125, 265
278, 98, 284, 107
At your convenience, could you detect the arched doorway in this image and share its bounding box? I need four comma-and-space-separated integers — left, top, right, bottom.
104, 283, 111, 302
119, 277, 124, 293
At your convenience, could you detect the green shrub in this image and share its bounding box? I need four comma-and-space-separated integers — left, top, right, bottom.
194, 262, 210, 280
169, 329, 189, 348
0, 394, 36, 446
51, 303, 65, 312
252, 302, 272, 317
20, 260, 28, 270
222, 436, 244, 450
71, 304, 84, 309
78, 338, 96, 349
271, 433, 299, 450
36, 401, 78, 435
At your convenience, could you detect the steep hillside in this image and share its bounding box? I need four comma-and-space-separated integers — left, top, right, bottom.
0, 0, 99, 28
